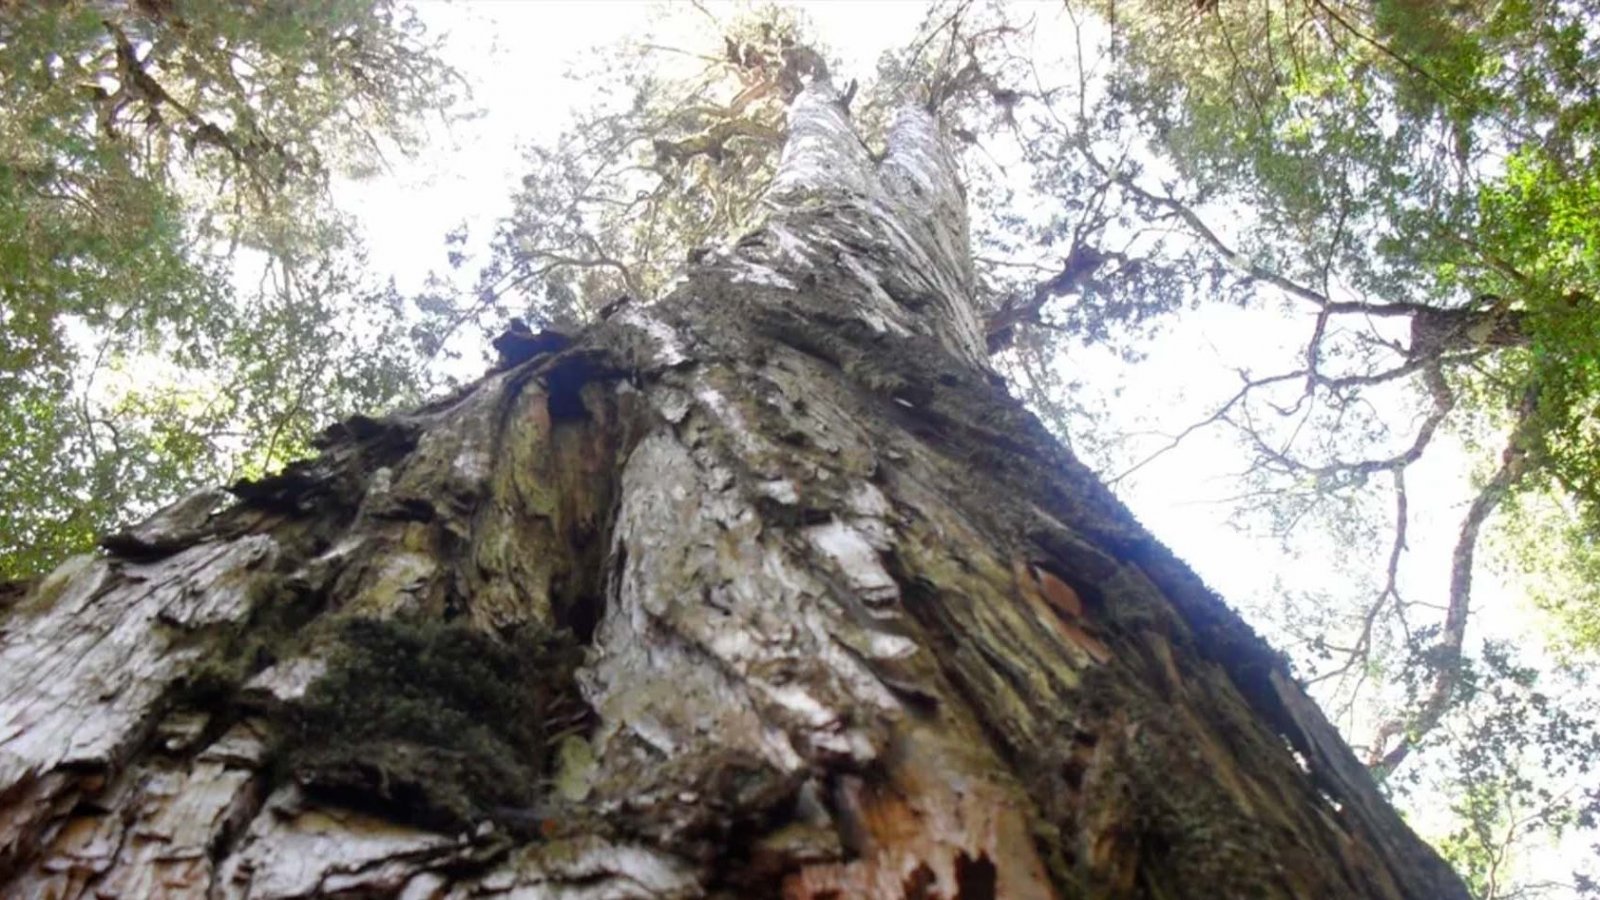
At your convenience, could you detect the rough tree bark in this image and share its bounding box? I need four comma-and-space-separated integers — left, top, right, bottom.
0, 82, 1467, 898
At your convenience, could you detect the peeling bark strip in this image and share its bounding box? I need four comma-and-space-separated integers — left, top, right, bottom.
0, 82, 1466, 898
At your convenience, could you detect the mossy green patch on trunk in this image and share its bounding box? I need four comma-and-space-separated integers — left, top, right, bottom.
284, 616, 589, 834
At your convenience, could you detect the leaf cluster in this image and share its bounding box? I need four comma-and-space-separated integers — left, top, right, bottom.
0, 0, 463, 577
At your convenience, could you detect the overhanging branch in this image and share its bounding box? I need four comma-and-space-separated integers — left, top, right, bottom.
1372, 386, 1536, 776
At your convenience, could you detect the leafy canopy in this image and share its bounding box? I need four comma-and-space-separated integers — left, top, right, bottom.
0, 0, 463, 578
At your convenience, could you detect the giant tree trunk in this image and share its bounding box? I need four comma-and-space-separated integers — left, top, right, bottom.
0, 84, 1465, 899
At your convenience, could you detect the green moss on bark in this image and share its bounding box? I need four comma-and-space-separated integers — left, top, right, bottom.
285, 616, 589, 833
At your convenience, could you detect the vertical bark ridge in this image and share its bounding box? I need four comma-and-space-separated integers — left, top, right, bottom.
736, 80, 989, 370
880, 104, 984, 356
582, 317, 1061, 897
765, 81, 875, 201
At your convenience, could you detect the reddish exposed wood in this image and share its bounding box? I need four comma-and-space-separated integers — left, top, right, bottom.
1013, 559, 1112, 664
784, 725, 1054, 900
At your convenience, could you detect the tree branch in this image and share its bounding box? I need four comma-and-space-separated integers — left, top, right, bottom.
1373, 385, 1536, 777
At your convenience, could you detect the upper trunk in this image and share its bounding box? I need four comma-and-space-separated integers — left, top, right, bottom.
0, 81, 1465, 899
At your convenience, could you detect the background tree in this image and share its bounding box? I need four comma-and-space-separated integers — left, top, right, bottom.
0, 0, 464, 577
1051, 0, 1600, 769
416, 5, 821, 344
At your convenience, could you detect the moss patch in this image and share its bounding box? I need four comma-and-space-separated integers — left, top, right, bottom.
285, 616, 588, 833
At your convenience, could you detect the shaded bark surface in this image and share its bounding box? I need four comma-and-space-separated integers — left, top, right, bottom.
0, 83, 1467, 899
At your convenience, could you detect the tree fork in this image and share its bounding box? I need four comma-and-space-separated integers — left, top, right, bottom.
0, 82, 1465, 898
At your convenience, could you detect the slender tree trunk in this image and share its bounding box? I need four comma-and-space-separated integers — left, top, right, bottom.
0, 83, 1465, 899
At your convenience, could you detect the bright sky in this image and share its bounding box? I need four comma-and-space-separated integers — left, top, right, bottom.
339, 1, 927, 293
326, 0, 1584, 886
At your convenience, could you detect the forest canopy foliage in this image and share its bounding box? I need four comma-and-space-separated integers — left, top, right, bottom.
2, 1, 1598, 896
0, 0, 463, 577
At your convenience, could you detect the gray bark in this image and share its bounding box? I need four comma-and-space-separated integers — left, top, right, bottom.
0, 82, 1466, 899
